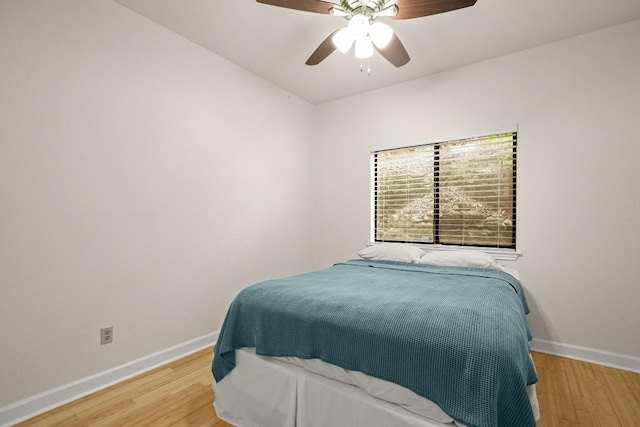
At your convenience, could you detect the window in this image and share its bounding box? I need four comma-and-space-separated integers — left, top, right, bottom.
372, 130, 517, 249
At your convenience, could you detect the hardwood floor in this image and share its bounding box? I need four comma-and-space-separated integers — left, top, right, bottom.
16, 348, 231, 427
16, 349, 639, 426
532, 352, 640, 426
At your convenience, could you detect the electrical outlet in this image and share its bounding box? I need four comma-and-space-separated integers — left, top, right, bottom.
101, 327, 113, 345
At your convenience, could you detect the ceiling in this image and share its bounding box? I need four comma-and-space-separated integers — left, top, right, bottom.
113, 0, 640, 104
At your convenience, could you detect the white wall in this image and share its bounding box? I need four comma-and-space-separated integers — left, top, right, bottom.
312, 20, 640, 360
0, 0, 314, 407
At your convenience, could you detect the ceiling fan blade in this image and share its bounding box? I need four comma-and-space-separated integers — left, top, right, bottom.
374, 32, 410, 67
256, 0, 336, 15
393, 0, 477, 20
306, 29, 340, 65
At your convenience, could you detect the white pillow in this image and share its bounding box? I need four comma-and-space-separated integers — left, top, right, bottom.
357, 243, 425, 263
418, 250, 502, 270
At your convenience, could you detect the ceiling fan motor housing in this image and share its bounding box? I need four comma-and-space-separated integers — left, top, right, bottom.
336, 0, 398, 21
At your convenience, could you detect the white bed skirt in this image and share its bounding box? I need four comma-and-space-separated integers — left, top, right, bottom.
214, 349, 473, 427
214, 348, 540, 427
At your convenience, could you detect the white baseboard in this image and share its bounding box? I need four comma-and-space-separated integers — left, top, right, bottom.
530, 338, 640, 373
0, 331, 219, 427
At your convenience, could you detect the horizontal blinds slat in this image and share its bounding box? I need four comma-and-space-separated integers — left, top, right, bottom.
378, 186, 513, 190
377, 160, 515, 170
378, 188, 512, 195
376, 217, 513, 222
377, 203, 511, 209
376, 133, 515, 154
378, 180, 513, 187
375, 229, 513, 235
378, 160, 515, 170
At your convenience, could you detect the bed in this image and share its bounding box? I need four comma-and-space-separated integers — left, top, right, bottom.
212, 249, 539, 427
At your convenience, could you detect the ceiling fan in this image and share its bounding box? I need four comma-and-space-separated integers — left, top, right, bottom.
256, 0, 477, 68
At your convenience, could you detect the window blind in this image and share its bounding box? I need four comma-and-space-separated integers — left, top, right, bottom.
373, 132, 517, 249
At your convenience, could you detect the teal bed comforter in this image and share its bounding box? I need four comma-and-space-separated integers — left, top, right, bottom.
213, 260, 538, 427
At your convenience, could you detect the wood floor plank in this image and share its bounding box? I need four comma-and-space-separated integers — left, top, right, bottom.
16, 349, 639, 427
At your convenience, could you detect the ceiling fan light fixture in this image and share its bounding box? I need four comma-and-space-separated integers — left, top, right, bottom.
332, 27, 355, 53
347, 14, 370, 39
370, 21, 393, 48
354, 36, 374, 59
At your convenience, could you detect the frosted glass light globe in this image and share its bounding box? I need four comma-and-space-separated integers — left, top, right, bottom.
348, 14, 370, 39
332, 27, 355, 53
370, 22, 393, 48
354, 37, 374, 59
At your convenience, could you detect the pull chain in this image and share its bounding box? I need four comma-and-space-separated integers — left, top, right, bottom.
359, 58, 372, 76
